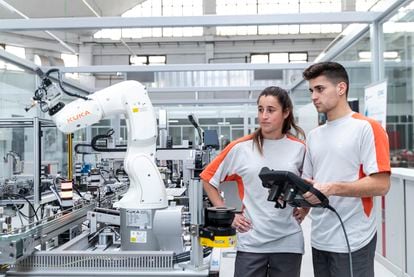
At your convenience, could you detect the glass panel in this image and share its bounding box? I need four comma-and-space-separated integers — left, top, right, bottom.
232, 128, 245, 140
168, 126, 181, 145
168, 118, 192, 125
383, 6, 414, 167
332, 64, 370, 113
183, 126, 196, 144
227, 118, 244, 124
0, 69, 39, 118
0, 125, 33, 179
0, 120, 67, 202
251, 54, 269, 64
220, 126, 231, 142
199, 118, 222, 125
269, 53, 289, 63
42, 125, 68, 177
90, 119, 112, 138
217, 0, 341, 36
120, 127, 128, 143
289, 52, 308, 63
73, 129, 87, 144
96, 0, 202, 38
130, 56, 148, 65
149, 56, 166, 64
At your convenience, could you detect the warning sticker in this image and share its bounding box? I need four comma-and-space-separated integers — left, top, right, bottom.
130, 230, 147, 243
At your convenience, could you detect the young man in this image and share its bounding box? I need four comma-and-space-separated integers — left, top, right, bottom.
301, 62, 391, 277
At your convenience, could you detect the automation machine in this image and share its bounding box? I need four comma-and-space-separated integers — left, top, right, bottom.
31, 68, 171, 252
0, 69, 235, 276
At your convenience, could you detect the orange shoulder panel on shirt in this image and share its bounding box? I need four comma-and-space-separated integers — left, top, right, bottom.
199, 134, 254, 183
224, 174, 245, 203
359, 165, 373, 217
352, 113, 391, 173
286, 134, 305, 146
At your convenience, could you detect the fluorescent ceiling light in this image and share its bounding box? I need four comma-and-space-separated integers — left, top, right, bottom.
81, 0, 100, 17
0, 0, 28, 18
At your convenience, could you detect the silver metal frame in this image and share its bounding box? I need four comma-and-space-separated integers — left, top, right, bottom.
0, 203, 94, 264
151, 98, 257, 106
33, 117, 40, 207
47, 62, 310, 73
186, 179, 206, 271
0, 12, 381, 31
0, 117, 55, 206
9, 250, 208, 276
45, 61, 403, 74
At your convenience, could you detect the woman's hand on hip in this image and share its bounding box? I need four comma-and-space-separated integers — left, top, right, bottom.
232, 213, 252, 233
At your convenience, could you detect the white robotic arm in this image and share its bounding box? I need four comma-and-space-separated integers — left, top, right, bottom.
30, 72, 167, 210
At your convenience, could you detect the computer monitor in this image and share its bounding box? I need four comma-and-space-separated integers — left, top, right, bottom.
203, 129, 220, 149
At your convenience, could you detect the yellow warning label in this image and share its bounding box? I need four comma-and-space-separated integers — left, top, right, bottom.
200, 235, 236, 248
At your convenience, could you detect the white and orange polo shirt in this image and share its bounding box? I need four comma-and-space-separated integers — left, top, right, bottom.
200, 134, 306, 253
302, 112, 391, 253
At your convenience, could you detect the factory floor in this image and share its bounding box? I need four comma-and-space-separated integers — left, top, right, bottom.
219, 217, 396, 277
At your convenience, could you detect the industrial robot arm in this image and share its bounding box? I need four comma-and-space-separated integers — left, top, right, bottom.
28, 68, 167, 210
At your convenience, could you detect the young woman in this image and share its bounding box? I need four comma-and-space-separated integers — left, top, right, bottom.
200, 86, 306, 277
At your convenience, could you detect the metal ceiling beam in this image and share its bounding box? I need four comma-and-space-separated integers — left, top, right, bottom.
0, 48, 91, 94
45, 63, 311, 73
81, 33, 337, 44
0, 33, 79, 53
46, 61, 395, 74
151, 98, 257, 105
0, 12, 381, 31
91, 41, 330, 55
0, 47, 41, 73
147, 86, 286, 93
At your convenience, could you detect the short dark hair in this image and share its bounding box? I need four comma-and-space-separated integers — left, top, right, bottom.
303, 62, 349, 96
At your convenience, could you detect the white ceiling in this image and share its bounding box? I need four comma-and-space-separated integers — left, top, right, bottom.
0, 0, 144, 18
0, 0, 399, 106
0, 0, 145, 36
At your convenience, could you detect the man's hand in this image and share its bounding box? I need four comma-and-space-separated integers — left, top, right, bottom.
232, 213, 252, 233
303, 179, 333, 205
293, 207, 310, 224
